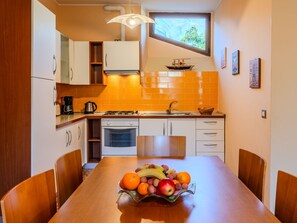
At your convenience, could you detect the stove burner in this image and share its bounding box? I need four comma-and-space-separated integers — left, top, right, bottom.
104, 110, 138, 116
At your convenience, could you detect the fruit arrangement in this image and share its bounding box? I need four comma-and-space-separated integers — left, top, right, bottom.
118, 164, 195, 202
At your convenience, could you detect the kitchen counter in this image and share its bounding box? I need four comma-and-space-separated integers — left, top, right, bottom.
56, 111, 225, 129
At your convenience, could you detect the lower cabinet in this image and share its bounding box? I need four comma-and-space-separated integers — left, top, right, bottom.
139, 118, 196, 156
195, 118, 225, 162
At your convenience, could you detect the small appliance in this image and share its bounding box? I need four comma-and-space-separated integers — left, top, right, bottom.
84, 101, 97, 114
61, 96, 74, 115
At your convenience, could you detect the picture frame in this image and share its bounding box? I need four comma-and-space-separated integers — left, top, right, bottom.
249, 58, 261, 89
221, 47, 227, 69
232, 50, 240, 75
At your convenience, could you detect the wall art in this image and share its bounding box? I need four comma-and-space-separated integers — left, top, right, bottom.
221, 47, 227, 69
249, 58, 261, 89
232, 50, 240, 75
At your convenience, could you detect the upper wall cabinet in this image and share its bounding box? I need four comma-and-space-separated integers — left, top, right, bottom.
56, 33, 89, 85
103, 41, 140, 74
32, 0, 56, 80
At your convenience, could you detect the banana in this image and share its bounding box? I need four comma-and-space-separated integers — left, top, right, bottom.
137, 168, 166, 180
140, 164, 164, 172
166, 169, 176, 175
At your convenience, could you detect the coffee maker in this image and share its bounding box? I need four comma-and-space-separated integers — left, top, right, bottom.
61, 96, 74, 115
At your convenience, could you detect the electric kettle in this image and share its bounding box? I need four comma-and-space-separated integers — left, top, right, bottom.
84, 101, 97, 114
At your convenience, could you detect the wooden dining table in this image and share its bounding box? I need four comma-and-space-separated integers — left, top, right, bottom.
49, 156, 280, 223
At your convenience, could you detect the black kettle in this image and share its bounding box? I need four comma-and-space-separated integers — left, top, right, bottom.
84, 101, 97, 114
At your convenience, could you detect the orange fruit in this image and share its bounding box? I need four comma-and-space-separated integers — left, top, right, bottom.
137, 182, 149, 196
173, 179, 180, 185
176, 172, 191, 184
119, 179, 125, 189
122, 172, 140, 190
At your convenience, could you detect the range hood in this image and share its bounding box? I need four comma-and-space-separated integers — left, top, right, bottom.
103, 41, 140, 74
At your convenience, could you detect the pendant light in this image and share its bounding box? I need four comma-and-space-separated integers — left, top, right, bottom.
106, 3, 155, 29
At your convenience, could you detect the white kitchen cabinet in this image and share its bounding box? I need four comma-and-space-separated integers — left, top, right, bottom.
103, 41, 139, 73
55, 30, 61, 83
195, 118, 225, 162
31, 0, 57, 175
139, 118, 195, 156
60, 35, 89, 84
32, 0, 56, 80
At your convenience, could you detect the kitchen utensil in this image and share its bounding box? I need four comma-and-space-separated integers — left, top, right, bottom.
84, 101, 97, 114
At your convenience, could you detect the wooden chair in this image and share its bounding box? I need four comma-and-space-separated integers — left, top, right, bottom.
238, 149, 265, 201
275, 170, 297, 223
0, 169, 56, 223
55, 149, 83, 209
137, 136, 186, 157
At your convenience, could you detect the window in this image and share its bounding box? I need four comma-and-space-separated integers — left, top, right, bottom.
149, 13, 211, 56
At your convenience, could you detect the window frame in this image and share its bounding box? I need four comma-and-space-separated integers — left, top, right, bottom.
149, 12, 211, 56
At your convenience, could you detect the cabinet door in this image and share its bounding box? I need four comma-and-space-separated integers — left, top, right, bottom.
60, 35, 70, 84
103, 41, 139, 72
77, 120, 86, 163
168, 119, 196, 156
55, 30, 61, 83
31, 78, 56, 175
139, 119, 167, 136
32, 0, 56, 80
69, 39, 75, 84
72, 41, 90, 84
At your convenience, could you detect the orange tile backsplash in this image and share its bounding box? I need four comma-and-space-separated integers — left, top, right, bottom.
56, 71, 218, 112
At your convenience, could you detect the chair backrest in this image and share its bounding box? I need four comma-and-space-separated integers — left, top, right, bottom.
275, 170, 297, 223
0, 169, 56, 223
55, 149, 83, 208
137, 136, 186, 157
238, 149, 265, 201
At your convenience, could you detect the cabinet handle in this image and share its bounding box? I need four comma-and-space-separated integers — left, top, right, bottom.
53, 55, 57, 75
170, 122, 172, 135
203, 121, 217, 124
203, 132, 218, 135
163, 123, 165, 136
66, 130, 69, 147
69, 130, 72, 145
105, 54, 107, 67
53, 85, 57, 106
70, 68, 73, 81
78, 126, 81, 140
204, 144, 218, 147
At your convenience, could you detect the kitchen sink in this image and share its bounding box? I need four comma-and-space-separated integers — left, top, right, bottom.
141, 112, 192, 116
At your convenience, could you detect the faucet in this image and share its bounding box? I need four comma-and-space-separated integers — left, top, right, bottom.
166, 100, 178, 114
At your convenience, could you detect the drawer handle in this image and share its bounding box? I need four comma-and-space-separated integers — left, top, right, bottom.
203, 121, 217, 124
204, 133, 218, 135
204, 144, 218, 147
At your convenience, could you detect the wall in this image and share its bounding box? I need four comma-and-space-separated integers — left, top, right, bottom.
270, 0, 297, 211
213, 0, 272, 206
57, 71, 218, 112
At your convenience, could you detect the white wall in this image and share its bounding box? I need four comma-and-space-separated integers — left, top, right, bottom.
213, 0, 272, 206
270, 0, 297, 211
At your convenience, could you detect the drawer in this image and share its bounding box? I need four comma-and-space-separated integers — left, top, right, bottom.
196, 152, 225, 162
196, 118, 224, 129
196, 140, 224, 153
196, 130, 224, 140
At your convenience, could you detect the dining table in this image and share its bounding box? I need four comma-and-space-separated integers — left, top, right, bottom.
49, 156, 280, 223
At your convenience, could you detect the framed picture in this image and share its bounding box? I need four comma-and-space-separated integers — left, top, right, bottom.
249, 58, 261, 89
221, 47, 227, 69
232, 50, 240, 75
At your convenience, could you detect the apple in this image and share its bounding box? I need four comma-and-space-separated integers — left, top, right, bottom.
158, 179, 176, 196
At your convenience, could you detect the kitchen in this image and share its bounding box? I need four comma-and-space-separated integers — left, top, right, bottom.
1, 0, 297, 219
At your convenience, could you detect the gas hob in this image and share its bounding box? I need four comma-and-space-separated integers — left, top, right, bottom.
103, 111, 139, 116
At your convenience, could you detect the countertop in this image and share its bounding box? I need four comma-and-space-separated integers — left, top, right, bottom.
56, 111, 225, 129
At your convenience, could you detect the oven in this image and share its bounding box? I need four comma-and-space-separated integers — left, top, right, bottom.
101, 118, 139, 156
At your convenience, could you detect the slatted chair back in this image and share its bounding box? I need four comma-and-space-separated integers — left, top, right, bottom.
275, 170, 297, 223
238, 148, 265, 201
55, 149, 83, 208
0, 169, 56, 223
137, 136, 186, 157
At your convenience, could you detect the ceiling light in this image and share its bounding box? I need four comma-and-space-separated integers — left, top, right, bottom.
107, 13, 155, 29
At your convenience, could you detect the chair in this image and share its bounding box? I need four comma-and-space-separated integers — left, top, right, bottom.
0, 169, 56, 223
137, 136, 186, 157
238, 149, 265, 201
55, 149, 83, 208
275, 170, 297, 223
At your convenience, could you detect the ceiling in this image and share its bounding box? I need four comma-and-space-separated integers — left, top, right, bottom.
54, 0, 222, 12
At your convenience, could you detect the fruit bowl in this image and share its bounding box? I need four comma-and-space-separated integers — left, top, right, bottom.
118, 182, 196, 203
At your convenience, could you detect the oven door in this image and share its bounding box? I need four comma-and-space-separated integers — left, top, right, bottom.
102, 126, 138, 156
